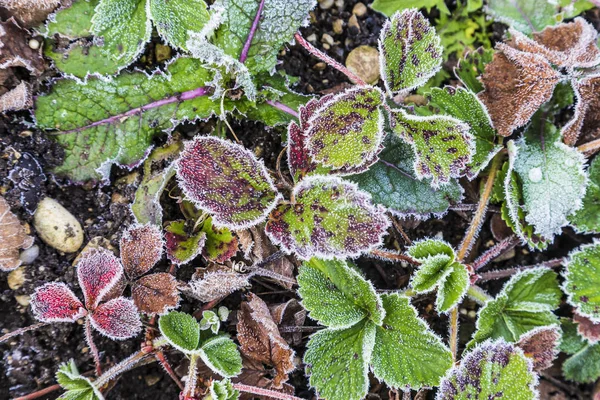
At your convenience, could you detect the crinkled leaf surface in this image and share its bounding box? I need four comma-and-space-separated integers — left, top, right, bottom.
34, 58, 218, 182
437, 340, 538, 400
570, 156, 600, 233
485, 0, 557, 34
208, 379, 239, 400
391, 108, 472, 187
159, 311, 200, 353
349, 133, 463, 218
198, 335, 243, 377
176, 136, 281, 229
305, 87, 385, 171
564, 243, 600, 322
164, 220, 207, 266
470, 268, 561, 347
56, 360, 104, 400
560, 318, 600, 383
516, 325, 560, 372
297, 258, 383, 328
379, 9, 443, 94
76, 247, 123, 309
265, 176, 389, 260
148, 0, 210, 50
31, 282, 86, 323
371, 293, 452, 390
304, 319, 376, 400
90, 297, 142, 340
212, 0, 315, 74
562, 73, 600, 146
371, 0, 450, 16
43, 0, 97, 38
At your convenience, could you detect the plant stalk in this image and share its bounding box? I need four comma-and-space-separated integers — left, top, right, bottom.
370, 249, 421, 265
0, 322, 48, 344
471, 235, 519, 271
265, 99, 300, 118
240, 0, 266, 63
94, 349, 155, 389
477, 258, 564, 282
85, 318, 102, 376
466, 285, 493, 305
232, 383, 305, 400
577, 137, 600, 155
183, 353, 200, 399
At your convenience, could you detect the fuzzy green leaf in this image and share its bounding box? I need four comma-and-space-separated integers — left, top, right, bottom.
149, 0, 210, 50
44, 40, 125, 79
371, 293, 453, 389
371, 0, 450, 16
485, 0, 557, 34
164, 220, 207, 266
407, 238, 455, 259
349, 134, 464, 218
438, 340, 538, 399
454, 47, 493, 94
304, 319, 376, 400
132, 166, 175, 226
56, 360, 104, 400
159, 311, 201, 353
43, 0, 97, 38
417, 87, 501, 178
265, 176, 389, 260
198, 335, 243, 377
298, 258, 384, 328
470, 268, 561, 347
212, 0, 316, 74
201, 217, 238, 263
305, 87, 385, 171
379, 9, 443, 94
570, 157, 600, 233
207, 379, 240, 400
176, 136, 281, 229
564, 243, 600, 322
511, 120, 587, 241
561, 319, 600, 383
391, 109, 472, 188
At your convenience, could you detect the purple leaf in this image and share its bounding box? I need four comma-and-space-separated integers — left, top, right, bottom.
30, 282, 86, 323
76, 247, 124, 309
90, 297, 141, 340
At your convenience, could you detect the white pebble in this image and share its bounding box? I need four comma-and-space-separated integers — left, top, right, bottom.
34, 198, 84, 253
28, 39, 40, 50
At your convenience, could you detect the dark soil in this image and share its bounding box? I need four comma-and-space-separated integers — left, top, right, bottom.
1, 0, 598, 399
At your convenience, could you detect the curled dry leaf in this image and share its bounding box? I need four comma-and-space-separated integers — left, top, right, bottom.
189, 268, 251, 303
120, 224, 163, 279
478, 44, 561, 137
562, 73, 600, 146
0, 0, 61, 27
234, 358, 296, 400
0, 18, 44, 75
270, 299, 306, 346
0, 81, 31, 112
0, 195, 34, 271
237, 293, 295, 389
516, 325, 561, 371
574, 312, 600, 344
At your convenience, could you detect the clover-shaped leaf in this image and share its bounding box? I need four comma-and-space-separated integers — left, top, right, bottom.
56, 359, 104, 400
379, 9, 443, 94
437, 340, 538, 400
176, 136, 282, 230
265, 176, 389, 260
408, 239, 469, 313
564, 242, 600, 323
391, 108, 472, 188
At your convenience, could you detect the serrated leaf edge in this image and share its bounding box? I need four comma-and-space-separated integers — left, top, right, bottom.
563, 240, 600, 324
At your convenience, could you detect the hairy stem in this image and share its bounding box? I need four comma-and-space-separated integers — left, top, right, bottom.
265, 99, 300, 118
369, 249, 421, 265
183, 353, 199, 399
471, 235, 519, 271
240, 0, 266, 63
85, 318, 102, 376
294, 32, 367, 85
94, 349, 155, 389
577, 137, 600, 155
477, 258, 564, 282
13, 384, 61, 400
448, 308, 459, 362
0, 322, 48, 344
466, 285, 493, 305
232, 383, 305, 400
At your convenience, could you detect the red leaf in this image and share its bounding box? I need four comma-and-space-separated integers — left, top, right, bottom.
574, 312, 600, 344
131, 273, 179, 315
76, 247, 123, 309
120, 224, 163, 279
30, 282, 86, 322
90, 297, 141, 340
516, 325, 560, 372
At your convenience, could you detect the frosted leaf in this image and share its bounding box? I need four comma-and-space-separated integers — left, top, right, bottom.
304, 319, 376, 400
484, 0, 557, 34
437, 340, 538, 400
370, 0, 450, 17
512, 119, 587, 240
56, 360, 104, 400
42, 0, 97, 38
30, 282, 86, 323
159, 311, 200, 353
131, 273, 179, 315
478, 45, 561, 137
349, 133, 464, 218
132, 164, 175, 226
197, 335, 243, 377
0, 81, 32, 113
164, 220, 207, 266
208, 379, 239, 400
469, 268, 561, 347
305, 87, 385, 171
76, 247, 124, 309
297, 258, 384, 328
0, 18, 44, 75
0, 0, 60, 28
564, 242, 600, 323
188, 271, 251, 302
176, 136, 281, 229
560, 318, 600, 383
515, 325, 561, 371
574, 312, 600, 344
201, 217, 238, 263
391, 108, 472, 188
378, 9, 442, 94
0, 195, 34, 271
265, 176, 389, 260
149, 0, 210, 50
371, 293, 452, 390
561, 73, 600, 146
90, 296, 141, 340
212, 0, 316, 74
120, 223, 163, 279
454, 47, 493, 94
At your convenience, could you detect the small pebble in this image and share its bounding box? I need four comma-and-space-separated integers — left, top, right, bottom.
15, 295, 30, 307
352, 2, 368, 17
348, 14, 360, 34
335, 0, 344, 8
493, 248, 516, 263
322, 43, 331, 50
313, 62, 327, 71
467, 310, 477, 319
345, 45, 380, 84
319, 0, 334, 10
459, 308, 468, 316
155, 44, 171, 63
73, 237, 115, 266
19, 245, 39, 265
307, 33, 318, 42
18, 130, 32, 138
145, 375, 162, 386
33, 198, 84, 253
321, 33, 334, 46
28, 39, 40, 50
332, 19, 344, 34
8, 267, 25, 290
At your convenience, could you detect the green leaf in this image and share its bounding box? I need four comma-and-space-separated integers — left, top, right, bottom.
305, 87, 385, 171
56, 360, 104, 400
407, 238, 455, 259
371, 0, 450, 16
158, 311, 201, 353
176, 136, 281, 229
564, 243, 600, 322
391, 109, 472, 188
201, 217, 238, 263
349, 133, 464, 218
35, 58, 219, 183
164, 220, 207, 266
91, 0, 151, 64
304, 319, 376, 400
560, 319, 600, 383
132, 166, 175, 226
149, 0, 210, 50
511, 119, 587, 240
379, 9, 443, 94
298, 258, 384, 328
197, 335, 243, 378
438, 340, 538, 399
265, 176, 389, 260
206, 379, 240, 400
485, 0, 558, 34
42, 0, 97, 38
570, 156, 600, 233
469, 268, 561, 347
416, 87, 501, 178
371, 293, 452, 389
212, 0, 316, 74
454, 47, 493, 94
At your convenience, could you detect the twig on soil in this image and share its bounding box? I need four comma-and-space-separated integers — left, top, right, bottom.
232, 383, 306, 400
0, 322, 48, 344
476, 258, 564, 282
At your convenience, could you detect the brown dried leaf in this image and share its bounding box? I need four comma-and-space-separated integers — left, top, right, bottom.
574, 311, 600, 344
562, 73, 600, 146
0, 18, 44, 75
131, 272, 179, 315
237, 293, 295, 389
120, 224, 163, 279
516, 325, 560, 371
189, 268, 251, 303
0, 195, 34, 272
478, 44, 561, 137
509, 18, 600, 70
0, 81, 31, 112
269, 299, 306, 346
0, 0, 61, 28
234, 358, 295, 400
245, 227, 296, 289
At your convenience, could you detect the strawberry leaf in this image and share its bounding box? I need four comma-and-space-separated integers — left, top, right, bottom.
148, 0, 210, 51
90, 297, 141, 340
56, 360, 104, 400
484, 0, 557, 34
31, 282, 86, 323
159, 311, 200, 353
454, 47, 493, 94
197, 335, 243, 378
120, 224, 163, 279
76, 248, 123, 309
164, 220, 207, 266
131, 273, 179, 315
265, 176, 389, 260
561, 318, 600, 383
564, 242, 600, 322
176, 136, 282, 229
515, 325, 561, 372
201, 217, 238, 263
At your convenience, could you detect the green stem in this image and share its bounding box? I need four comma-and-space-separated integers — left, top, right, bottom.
467, 285, 493, 305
